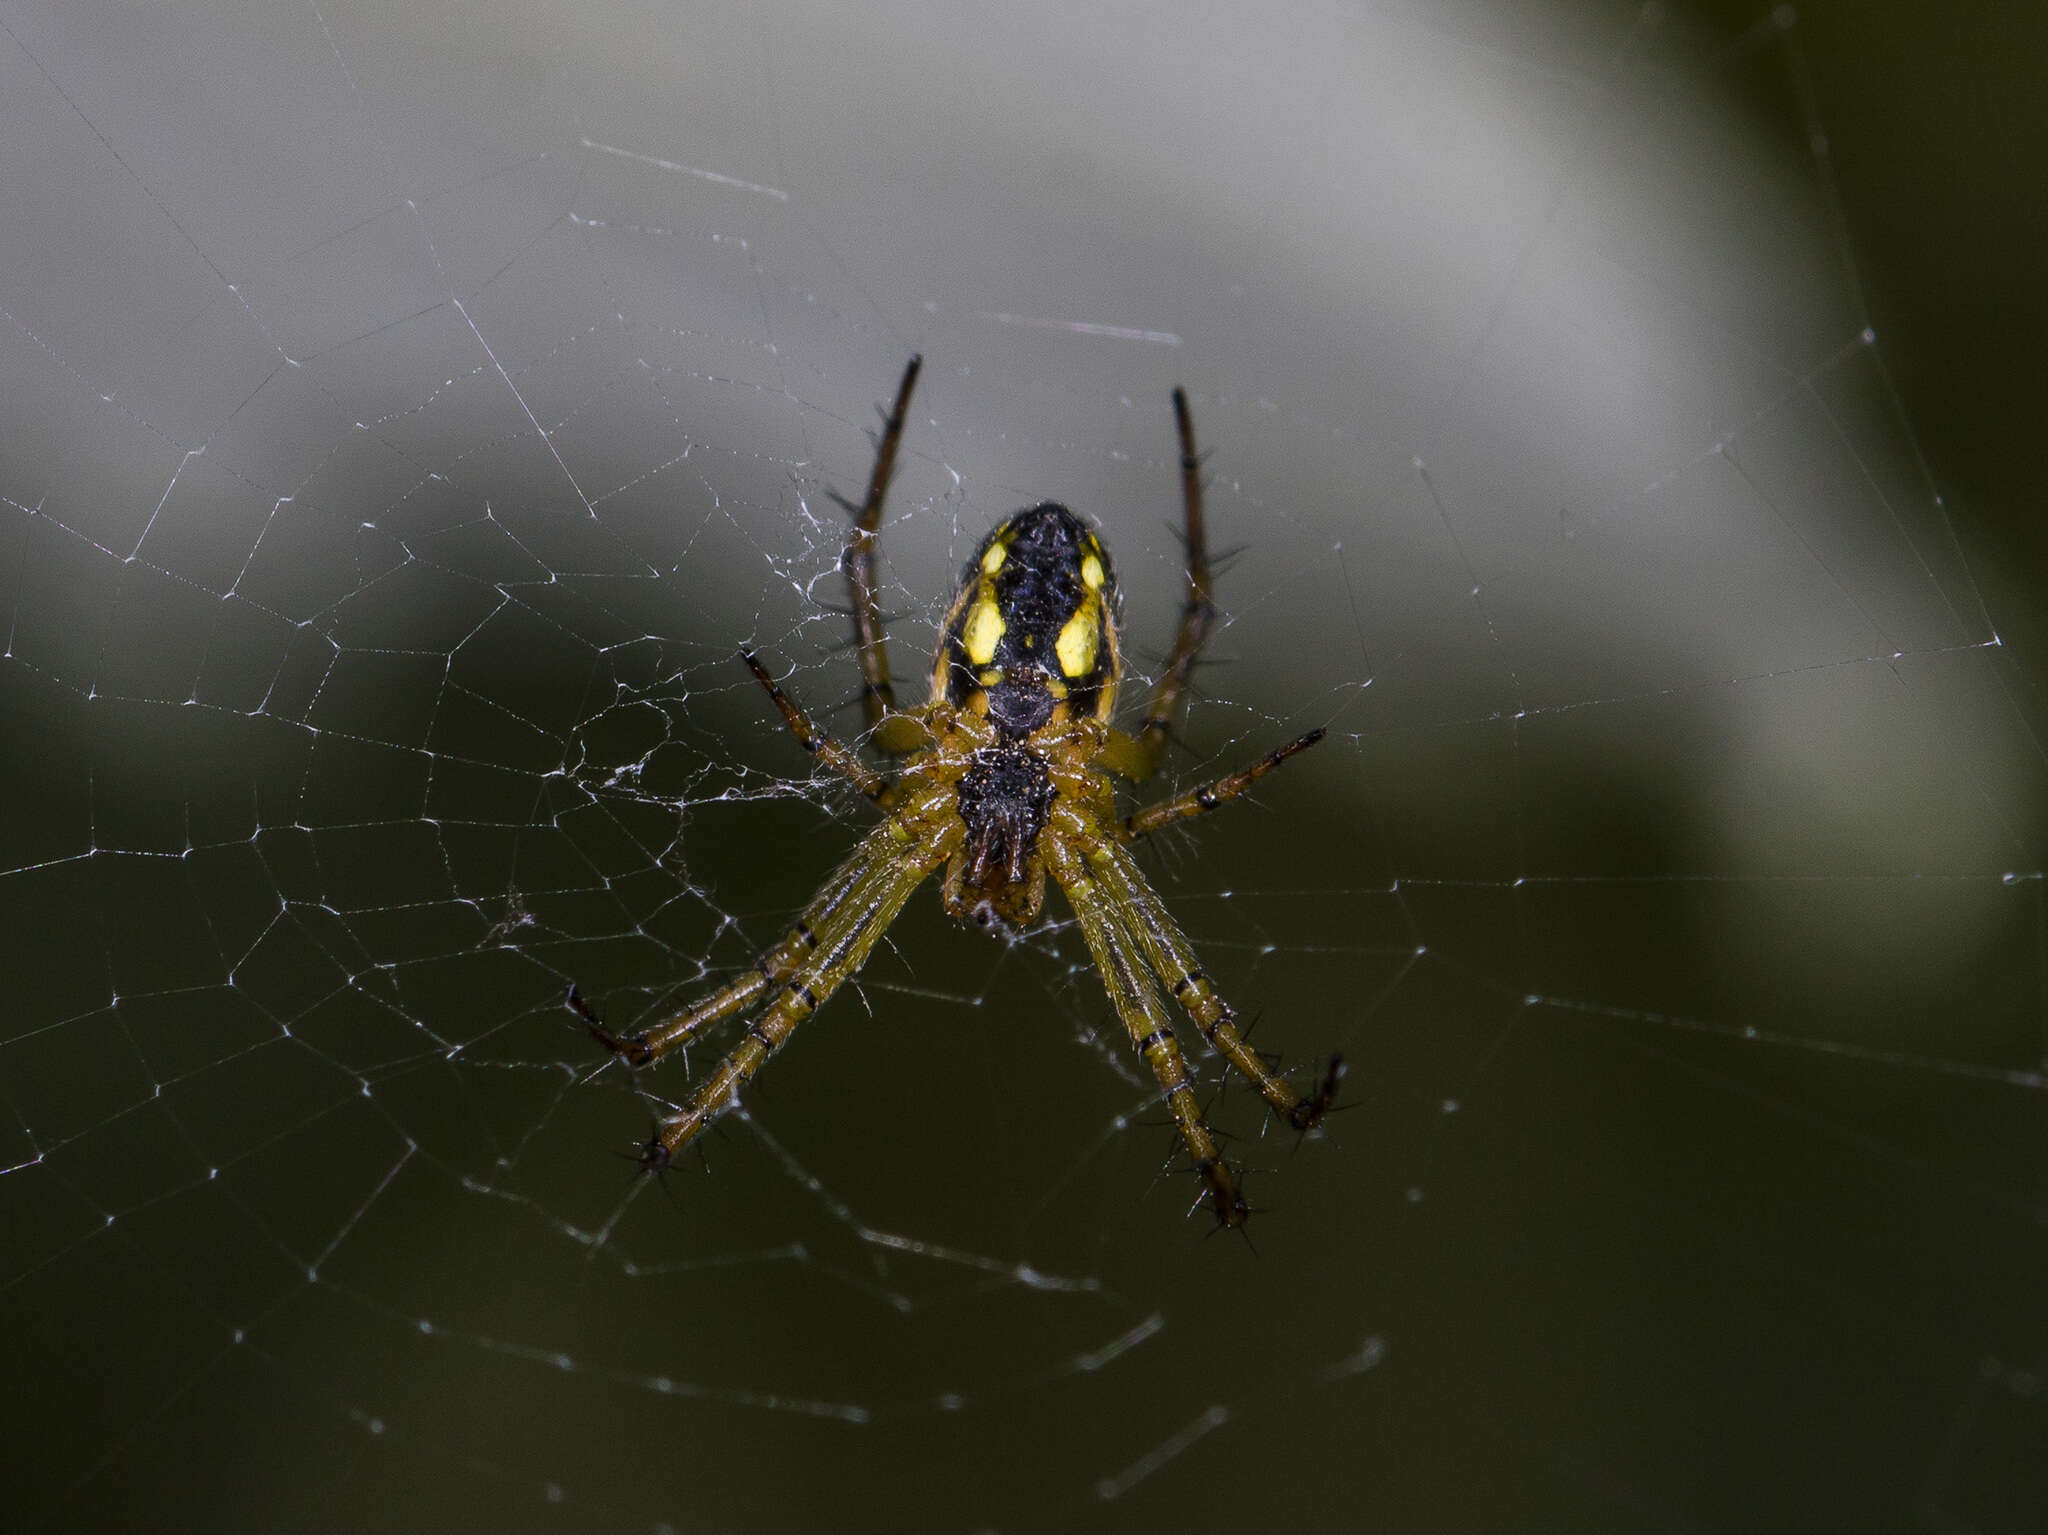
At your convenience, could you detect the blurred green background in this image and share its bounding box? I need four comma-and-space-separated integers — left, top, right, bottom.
1, 3, 2042, 1532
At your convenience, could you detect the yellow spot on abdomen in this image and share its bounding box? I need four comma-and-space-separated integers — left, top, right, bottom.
1056, 600, 1100, 678
1080, 553, 1105, 590
981, 541, 1008, 574
962, 595, 1005, 665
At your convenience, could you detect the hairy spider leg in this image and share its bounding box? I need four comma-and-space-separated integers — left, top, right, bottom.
581, 659, 928, 1066
640, 804, 958, 1165
578, 825, 896, 1067
1128, 386, 1219, 782
742, 649, 890, 800
1088, 840, 1344, 1132
1118, 727, 1326, 841
839, 354, 923, 739
1053, 842, 1247, 1227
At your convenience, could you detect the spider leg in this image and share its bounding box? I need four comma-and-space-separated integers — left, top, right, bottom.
578, 812, 926, 1068
1055, 855, 1248, 1228
638, 817, 947, 1167
1128, 387, 1219, 782
838, 354, 922, 740
741, 649, 892, 800
1087, 841, 1343, 1132
1118, 727, 1325, 841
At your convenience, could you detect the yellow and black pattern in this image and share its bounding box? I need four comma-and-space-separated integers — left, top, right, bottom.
933, 502, 1121, 737
576, 361, 1338, 1230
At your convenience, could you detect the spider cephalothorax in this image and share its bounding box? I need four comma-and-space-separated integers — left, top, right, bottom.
571, 358, 1341, 1228
947, 742, 1055, 930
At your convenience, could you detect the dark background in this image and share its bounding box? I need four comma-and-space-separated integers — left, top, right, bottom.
1692, 0, 2048, 662
1, 3, 2043, 1532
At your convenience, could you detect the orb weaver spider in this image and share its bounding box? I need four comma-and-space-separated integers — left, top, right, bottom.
571, 357, 1341, 1226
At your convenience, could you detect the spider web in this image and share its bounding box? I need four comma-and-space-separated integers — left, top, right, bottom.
2, 1, 2043, 1531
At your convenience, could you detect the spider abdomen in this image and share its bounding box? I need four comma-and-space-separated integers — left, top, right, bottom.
934, 502, 1121, 735
944, 744, 1056, 931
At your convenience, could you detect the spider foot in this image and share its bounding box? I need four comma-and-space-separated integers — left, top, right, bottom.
567, 985, 654, 1066
1194, 1155, 1250, 1230
1285, 1054, 1346, 1132
634, 1133, 673, 1173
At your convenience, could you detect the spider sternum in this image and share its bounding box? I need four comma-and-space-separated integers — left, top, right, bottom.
944, 743, 1056, 932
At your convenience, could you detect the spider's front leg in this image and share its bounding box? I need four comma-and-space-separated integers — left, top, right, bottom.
634, 813, 950, 1167
569, 831, 884, 1068
1088, 840, 1343, 1133
572, 658, 925, 1071
1051, 841, 1248, 1228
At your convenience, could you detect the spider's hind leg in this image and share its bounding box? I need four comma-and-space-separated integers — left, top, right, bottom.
1127, 386, 1221, 783
837, 354, 923, 738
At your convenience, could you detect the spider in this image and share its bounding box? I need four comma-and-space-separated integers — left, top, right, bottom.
571, 357, 1341, 1227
